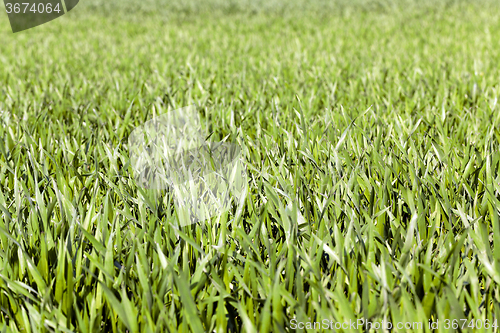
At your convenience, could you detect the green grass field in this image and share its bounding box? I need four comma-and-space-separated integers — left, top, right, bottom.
1, 0, 500, 331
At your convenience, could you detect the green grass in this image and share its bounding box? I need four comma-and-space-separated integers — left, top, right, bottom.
1, 0, 500, 331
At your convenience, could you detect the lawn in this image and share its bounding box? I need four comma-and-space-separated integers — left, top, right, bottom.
1, 0, 500, 331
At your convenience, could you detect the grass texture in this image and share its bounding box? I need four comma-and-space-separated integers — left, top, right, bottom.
1, 0, 500, 331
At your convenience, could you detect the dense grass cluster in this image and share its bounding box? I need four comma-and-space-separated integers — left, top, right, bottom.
1, 0, 500, 331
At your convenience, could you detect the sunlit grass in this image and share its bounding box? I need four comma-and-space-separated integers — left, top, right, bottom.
1, 0, 500, 331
